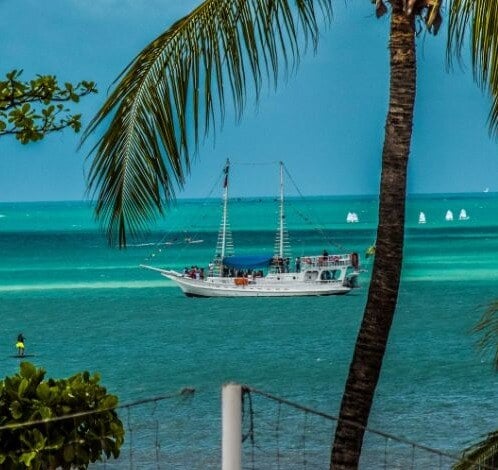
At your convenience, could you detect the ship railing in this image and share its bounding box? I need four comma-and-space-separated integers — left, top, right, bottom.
300, 254, 352, 268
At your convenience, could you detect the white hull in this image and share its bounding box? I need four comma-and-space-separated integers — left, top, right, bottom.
164, 272, 351, 297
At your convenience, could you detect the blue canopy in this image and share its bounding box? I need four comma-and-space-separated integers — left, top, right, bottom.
222, 255, 273, 269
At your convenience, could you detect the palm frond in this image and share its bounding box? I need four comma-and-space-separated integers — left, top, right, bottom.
447, 0, 498, 137
472, 301, 498, 370
82, 0, 332, 247
453, 430, 498, 470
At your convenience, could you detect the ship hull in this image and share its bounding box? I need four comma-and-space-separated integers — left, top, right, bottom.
164, 273, 351, 298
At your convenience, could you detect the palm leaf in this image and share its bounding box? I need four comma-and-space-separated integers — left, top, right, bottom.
453, 430, 498, 470
447, 0, 498, 137
82, 0, 332, 247
472, 301, 498, 370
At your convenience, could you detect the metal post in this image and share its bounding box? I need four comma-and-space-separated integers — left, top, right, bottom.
222, 383, 242, 470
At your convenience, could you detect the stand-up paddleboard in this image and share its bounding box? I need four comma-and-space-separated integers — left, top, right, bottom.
11, 354, 35, 358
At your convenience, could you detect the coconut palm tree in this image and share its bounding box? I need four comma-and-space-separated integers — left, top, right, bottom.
82, 0, 498, 467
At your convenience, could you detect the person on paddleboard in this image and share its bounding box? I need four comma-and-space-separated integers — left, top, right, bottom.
16, 333, 25, 357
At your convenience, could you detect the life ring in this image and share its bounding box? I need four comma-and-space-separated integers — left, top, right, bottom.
234, 277, 248, 286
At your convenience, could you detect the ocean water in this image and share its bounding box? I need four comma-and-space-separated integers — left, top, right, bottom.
0, 194, 497, 467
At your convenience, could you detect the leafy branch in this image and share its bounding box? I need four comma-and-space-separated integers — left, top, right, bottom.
0, 69, 97, 144
0, 362, 124, 469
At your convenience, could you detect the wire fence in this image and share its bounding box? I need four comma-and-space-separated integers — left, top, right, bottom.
93, 388, 220, 469
1, 384, 494, 469
241, 386, 496, 470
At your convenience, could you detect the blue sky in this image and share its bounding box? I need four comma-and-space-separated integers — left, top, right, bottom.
1, 0, 497, 202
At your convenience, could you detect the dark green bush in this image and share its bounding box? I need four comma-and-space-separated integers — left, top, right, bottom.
0, 362, 124, 469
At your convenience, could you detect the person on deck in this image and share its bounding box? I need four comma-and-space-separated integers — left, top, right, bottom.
16, 333, 25, 357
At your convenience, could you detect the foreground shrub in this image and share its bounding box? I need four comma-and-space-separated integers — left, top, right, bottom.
0, 362, 124, 469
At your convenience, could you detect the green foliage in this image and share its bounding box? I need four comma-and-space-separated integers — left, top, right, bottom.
453, 430, 498, 469
448, 0, 498, 136
473, 301, 498, 370
0, 362, 124, 469
82, 0, 332, 247
0, 69, 97, 144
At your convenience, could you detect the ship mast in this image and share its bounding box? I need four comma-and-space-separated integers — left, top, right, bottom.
221, 159, 229, 259
214, 159, 234, 276
278, 161, 284, 258
274, 161, 291, 266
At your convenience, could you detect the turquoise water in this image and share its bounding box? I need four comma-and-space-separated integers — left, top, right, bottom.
0, 194, 497, 466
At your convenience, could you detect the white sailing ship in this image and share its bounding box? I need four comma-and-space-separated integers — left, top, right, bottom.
142, 161, 360, 297
418, 212, 426, 224
445, 210, 454, 221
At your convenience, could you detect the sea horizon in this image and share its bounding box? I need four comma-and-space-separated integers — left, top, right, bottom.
0, 189, 496, 205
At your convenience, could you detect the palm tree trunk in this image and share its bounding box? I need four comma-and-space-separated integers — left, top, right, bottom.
330, 2, 416, 469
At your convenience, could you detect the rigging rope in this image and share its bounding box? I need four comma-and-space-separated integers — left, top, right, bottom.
142, 166, 226, 266
282, 163, 350, 252
144, 159, 361, 270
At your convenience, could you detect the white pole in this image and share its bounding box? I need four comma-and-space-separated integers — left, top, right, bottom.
222, 383, 242, 470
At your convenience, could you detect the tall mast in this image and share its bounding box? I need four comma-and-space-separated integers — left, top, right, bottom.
274, 161, 291, 263
214, 159, 234, 276
278, 161, 284, 258
221, 158, 229, 259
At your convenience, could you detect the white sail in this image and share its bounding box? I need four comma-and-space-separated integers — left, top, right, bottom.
459, 209, 469, 221
445, 210, 454, 221
347, 212, 359, 223
418, 212, 426, 224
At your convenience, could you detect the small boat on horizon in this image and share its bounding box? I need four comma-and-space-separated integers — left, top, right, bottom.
184, 238, 204, 244
418, 212, 426, 224
445, 210, 454, 222
346, 212, 359, 223
142, 161, 360, 297
458, 209, 469, 221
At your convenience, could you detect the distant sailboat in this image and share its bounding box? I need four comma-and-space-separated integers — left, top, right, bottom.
418, 212, 426, 224
445, 210, 454, 222
346, 212, 359, 223
458, 209, 469, 221
484, 187, 490, 193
